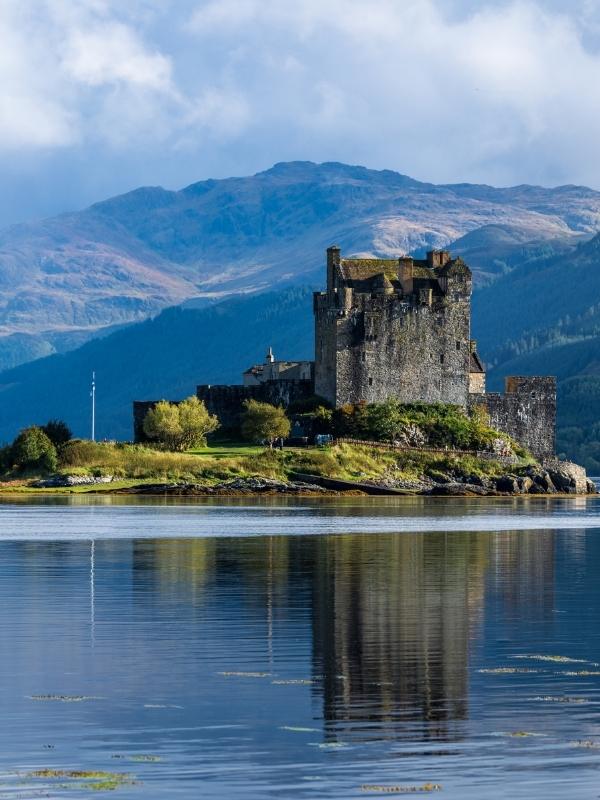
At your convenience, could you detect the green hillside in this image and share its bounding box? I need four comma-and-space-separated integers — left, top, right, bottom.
0, 288, 314, 443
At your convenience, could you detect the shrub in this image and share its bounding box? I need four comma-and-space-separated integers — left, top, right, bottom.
42, 420, 72, 448
331, 400, 516, 453
241, 400, 291, 447
59, 439, 106, 467
11, 427, 57, 473
143, 397, 219, 451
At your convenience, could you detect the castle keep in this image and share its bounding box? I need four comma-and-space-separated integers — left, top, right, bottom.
315, 247, 480, 407
133, 246, 556, 459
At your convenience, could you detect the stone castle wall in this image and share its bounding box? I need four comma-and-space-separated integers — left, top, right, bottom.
196, 380, 312, 430
132, 380, 313, 441
314, 278, 472, 408
470, 376, 556, 460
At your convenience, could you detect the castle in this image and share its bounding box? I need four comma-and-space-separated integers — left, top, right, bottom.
134, 247, 556, 459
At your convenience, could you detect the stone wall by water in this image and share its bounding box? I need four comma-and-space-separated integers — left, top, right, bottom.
470, 376, 556, 460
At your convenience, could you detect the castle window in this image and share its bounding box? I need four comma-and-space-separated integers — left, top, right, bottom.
456, 341, 461, 350
440, 354, 445, 365
361, 352, 366, 362
369, 377, 373, 386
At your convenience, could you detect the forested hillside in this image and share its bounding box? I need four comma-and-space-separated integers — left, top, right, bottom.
0, 288, 314, 442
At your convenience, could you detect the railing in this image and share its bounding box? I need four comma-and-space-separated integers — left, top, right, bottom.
334, 437, 519, 465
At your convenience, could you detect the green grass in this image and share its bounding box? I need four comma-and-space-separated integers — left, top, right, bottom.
0, 440, 533, 493
187, 443, 266, 459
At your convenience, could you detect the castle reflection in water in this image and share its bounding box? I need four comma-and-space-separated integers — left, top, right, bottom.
130, 520, 557, 743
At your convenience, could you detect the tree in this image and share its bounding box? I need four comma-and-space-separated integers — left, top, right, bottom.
42, 419, 72, 448
143, 401, 182, 450
143, 397, 219, 451
241, 400, 291, 447
177, 395, 219, 449
11, 426, 57, 473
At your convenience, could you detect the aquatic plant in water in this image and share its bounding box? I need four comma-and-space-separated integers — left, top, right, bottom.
571, 740, 600, 749
560, 670, 600, 676
217, 671, 271, 678
22, 770, 135, 792
514, 655, 599, 666
360, 783, 442, 793
27, 695, 100, 702
528, 696, 588, 703
478, 668, 540, 674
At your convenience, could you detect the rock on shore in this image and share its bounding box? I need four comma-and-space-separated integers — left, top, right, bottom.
32, 474, 114, 488
28, 461, 597, 497
386, 460, 596, 496
108, 477, 334, 496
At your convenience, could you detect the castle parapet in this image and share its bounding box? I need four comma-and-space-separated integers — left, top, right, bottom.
470, 376, 556, 459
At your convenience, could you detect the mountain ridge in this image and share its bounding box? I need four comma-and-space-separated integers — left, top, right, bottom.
2, 160, 600, 370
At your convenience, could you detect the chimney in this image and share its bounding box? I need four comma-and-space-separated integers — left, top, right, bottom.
327, 245, 341, 298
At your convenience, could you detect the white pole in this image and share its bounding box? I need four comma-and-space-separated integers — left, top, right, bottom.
91, 371, 96, 441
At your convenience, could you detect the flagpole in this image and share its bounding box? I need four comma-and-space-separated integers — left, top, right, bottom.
91, 372, 96, 441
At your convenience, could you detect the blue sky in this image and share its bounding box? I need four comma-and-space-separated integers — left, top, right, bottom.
1, 0, 600, 227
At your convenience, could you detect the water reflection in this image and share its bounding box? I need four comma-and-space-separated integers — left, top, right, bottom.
4, 502, 600, 799
127, 529, 557, 744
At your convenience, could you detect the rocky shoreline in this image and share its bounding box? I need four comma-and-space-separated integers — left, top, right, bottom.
28, 460, 597, 497
381, 461, 597, 496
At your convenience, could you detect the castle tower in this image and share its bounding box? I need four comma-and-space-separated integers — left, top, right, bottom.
313, 248, 477, 408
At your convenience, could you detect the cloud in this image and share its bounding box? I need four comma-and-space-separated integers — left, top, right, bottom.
185, 0, 600, 186
61, 20, 172, 90
2, 0, 600, 226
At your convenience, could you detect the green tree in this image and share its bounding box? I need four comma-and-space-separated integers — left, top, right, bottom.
241, 400, 291, 447
42, 419, 72, 448
11, 426, 57, 473
143, 401, 182, 450
178, 395, 219, 449
143, 397, 219, 451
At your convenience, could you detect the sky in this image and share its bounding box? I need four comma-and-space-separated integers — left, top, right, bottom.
1, 0, 600, 228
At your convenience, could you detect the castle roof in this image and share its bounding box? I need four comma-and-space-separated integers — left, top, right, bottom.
438, 256, 469, 275
338, 257, 441, 284
339, 258, 400, 281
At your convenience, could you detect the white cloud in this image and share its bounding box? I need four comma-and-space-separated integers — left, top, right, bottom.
61, 21, 173, 90
185, 0, 600, 186
2, 0, 600, 224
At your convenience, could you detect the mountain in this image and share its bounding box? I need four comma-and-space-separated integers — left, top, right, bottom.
2, 160, 600, 369
473, 233, 600, 358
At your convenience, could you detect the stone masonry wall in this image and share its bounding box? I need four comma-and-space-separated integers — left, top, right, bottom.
196, 380, 313, 430
315, 278, 472, 408
470, 376, 556, 460
133, 379, 313, 442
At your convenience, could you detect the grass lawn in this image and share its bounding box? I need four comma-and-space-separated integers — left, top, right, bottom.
187, 443, 267, 459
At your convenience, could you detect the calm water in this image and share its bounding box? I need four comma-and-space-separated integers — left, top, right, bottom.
2, 496, 600, 798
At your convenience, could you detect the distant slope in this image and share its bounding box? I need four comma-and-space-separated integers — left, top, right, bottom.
473, 233, 600, 357
0, 288, 314, 442
2, 160, 600, 368
485, 337, 600, 470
